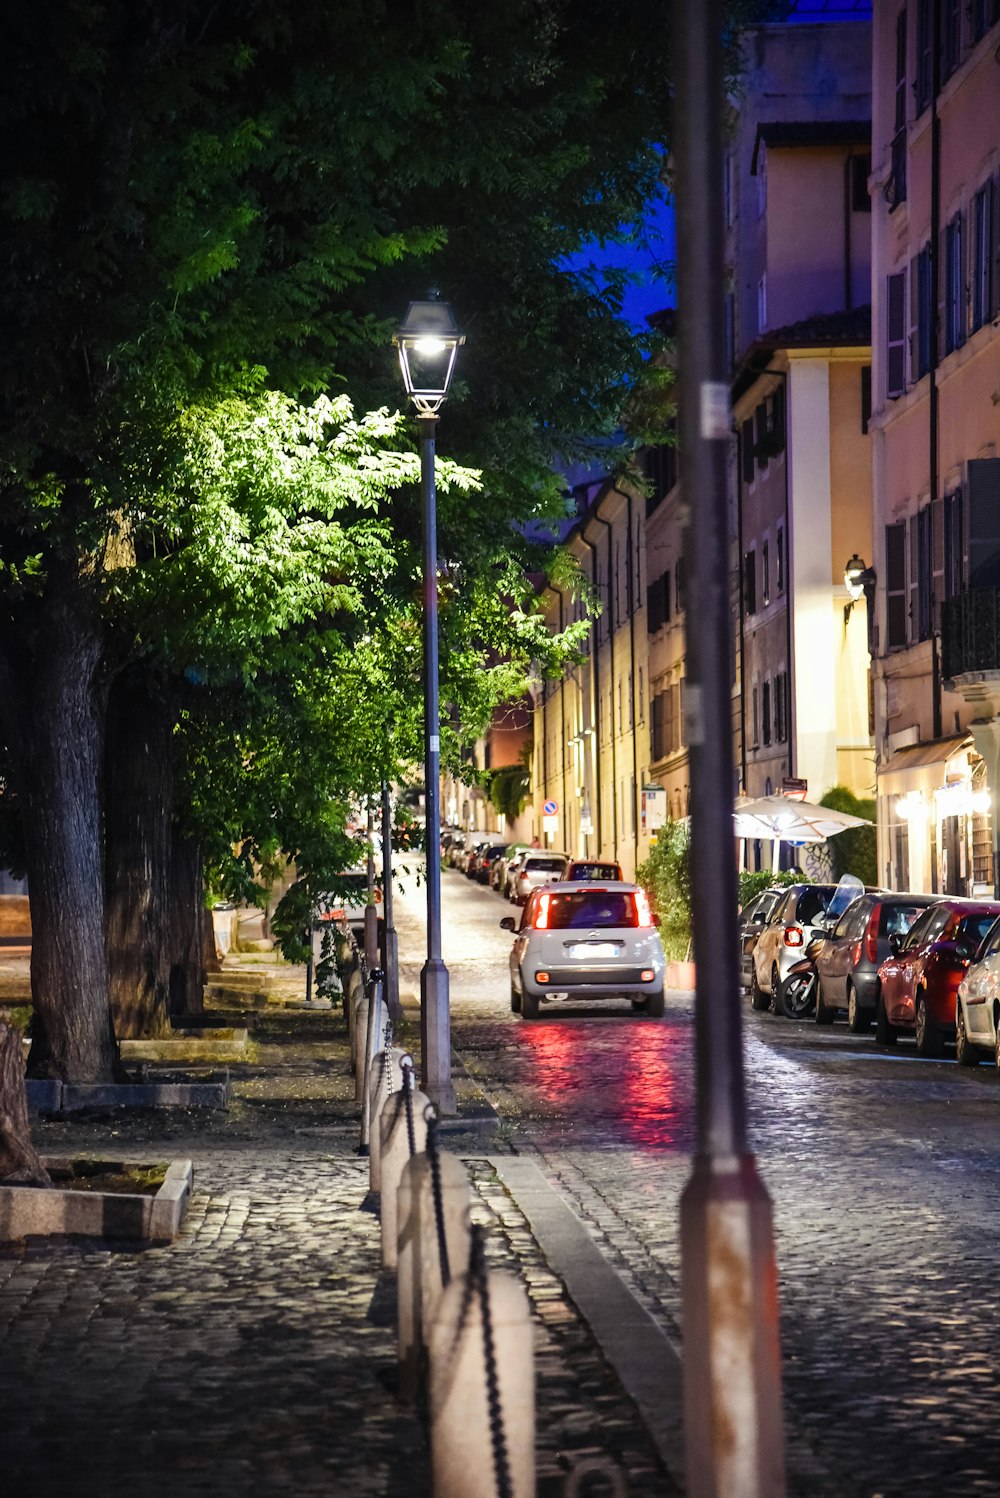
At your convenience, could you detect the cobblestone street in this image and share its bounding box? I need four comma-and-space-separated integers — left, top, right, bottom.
3, 863, 1000, 1497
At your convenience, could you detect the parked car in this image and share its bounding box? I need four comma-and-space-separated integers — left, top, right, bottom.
813, 892, 937, 1029
496, 846, 530, 898
737, 886, 786, 994
750, 882, 839, 1017
477, 843, 509, 885
509, 852, 569, 905
462, 839, 492, 877
317, 868, 380, 937
559, 859, 623, 882
500, 881, 666, 1018
955, 916, 1000, 1066
444, 833, 468, 868
875, 899, 1000, 1054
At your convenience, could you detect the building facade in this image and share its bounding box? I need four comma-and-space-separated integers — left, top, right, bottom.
869, 0, 1000, 894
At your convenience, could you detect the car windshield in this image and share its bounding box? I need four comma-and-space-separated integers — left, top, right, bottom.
542, 891, 637, 929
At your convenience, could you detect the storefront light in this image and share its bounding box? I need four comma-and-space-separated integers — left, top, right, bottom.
895, 792, 929, 822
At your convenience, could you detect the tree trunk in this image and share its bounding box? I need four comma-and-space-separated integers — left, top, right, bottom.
167, 828, 209, 1017
0, 588, 120, 1083
0, 1021, 51, 1185
104, 672, 174, 1039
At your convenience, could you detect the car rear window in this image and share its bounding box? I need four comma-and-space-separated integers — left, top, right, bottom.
526, 858, 567, 873
879, 902, 929, 938
958, 912, 1000, 947
795, 888, 832, 924
541, 891, 637, 929
569, 863, 621, 881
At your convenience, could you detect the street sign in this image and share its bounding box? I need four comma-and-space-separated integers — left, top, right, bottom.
543, 814, 559, 833
642, 785, 667, 832
542, 798, 558, 816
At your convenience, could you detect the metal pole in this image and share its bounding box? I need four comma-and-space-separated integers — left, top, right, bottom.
675, 3, 786, 1494
304, 915, 314, 1005
419, 415, 456, 1114
382, 778, 402, 1020
365, 800, 379, 971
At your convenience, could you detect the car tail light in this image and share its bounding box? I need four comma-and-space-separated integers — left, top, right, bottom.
535, 971, 550, 984
851, 940, 862, 968
633, 889, 654, 927
533, 893, 552, 930
641, 968, 655, 982
865, 904, 880, 964
783, 925, 804, 947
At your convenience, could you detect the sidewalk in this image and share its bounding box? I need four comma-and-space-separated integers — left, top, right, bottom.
0, 954, 675, 1497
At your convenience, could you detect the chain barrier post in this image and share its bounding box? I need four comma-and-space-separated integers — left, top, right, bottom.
401, 1060, 417, 1158
370, 1037, 415, 1194
428, 1225, 534, 1498
358, 969, 385, 1154
426, 1110, 451, 1289
379, 1080, 430, 1270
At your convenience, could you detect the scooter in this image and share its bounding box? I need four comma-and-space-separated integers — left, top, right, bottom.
780, 934, 826, 1019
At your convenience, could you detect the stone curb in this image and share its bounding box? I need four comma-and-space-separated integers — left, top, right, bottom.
0, 1157, 193, 1242
25, 1077, 231, 1112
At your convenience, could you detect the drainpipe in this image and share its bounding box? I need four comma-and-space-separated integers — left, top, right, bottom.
549, 584, 570, 849
929, 0, 943, 741
579, 531, 602, 853
627, 493, 640, 860
593, 511, 619, 861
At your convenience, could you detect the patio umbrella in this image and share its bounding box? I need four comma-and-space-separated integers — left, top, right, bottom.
733, 795, 871, 844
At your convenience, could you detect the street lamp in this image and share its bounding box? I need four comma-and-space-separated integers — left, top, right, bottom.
843, 553, 877, 628
394, 297, 465, 1115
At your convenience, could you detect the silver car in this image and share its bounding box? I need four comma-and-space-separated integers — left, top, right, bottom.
509, 852, 569, 904
500, 881, 666, 1019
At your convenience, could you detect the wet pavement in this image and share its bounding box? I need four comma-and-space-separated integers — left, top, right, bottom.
2, 865, 1000, 1497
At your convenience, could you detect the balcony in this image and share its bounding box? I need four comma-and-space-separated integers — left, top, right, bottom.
941, 589, 1000, 680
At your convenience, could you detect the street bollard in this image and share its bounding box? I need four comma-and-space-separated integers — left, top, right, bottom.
358, 975, 386, 1151
345, 964, 364, 1045
379, 1086, 430, 1270
397, 1150, 472, 1400
429, 1238, 534, 1498
368, 1046, 413, 1192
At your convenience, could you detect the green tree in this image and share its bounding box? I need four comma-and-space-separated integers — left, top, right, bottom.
819, 786, 877, 888
636, 820, 692, 963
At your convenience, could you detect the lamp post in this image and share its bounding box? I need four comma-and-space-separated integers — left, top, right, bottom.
843, 553, 877, 640
394, 297, 465, 1115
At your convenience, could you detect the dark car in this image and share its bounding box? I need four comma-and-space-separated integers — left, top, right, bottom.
876, 899, 1000, 1055
737, 886, 786, 994
813, 892, 937, 1030
476, 843, 509, 884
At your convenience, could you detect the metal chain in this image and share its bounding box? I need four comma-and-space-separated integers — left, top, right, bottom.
401, 1061, 417, 1157
471, 1225, 514, 1498
380, 1018, 394, 1095
425, 1108, 451, 1290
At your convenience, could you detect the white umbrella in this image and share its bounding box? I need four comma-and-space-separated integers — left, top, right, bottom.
733, 795, 871, 844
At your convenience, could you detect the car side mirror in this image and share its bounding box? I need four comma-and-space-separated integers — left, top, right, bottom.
499, 917, 516, 933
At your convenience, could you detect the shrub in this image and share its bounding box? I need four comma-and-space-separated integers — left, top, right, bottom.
819, 786, 877, 887
737, 868, 805, 910
636, 820, 692, 962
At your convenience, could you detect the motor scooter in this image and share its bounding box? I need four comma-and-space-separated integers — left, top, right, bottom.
780, 934, 826, 1018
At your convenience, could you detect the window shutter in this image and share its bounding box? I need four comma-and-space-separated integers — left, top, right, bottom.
908, 257, 920, 384
744, 550, 756, 616
993, 170, 1000, 320
886, 272, 906, 397
944, 490, 965, 598
886, 521, 907, 648
909, 512, 920, 641
755, 402, 768, 470
968, 459, 1000, 587
741, 419, 755, 484
931, 496, 945, 629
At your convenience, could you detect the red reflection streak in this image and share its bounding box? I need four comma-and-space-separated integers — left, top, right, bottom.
519, 1018, 692, 1151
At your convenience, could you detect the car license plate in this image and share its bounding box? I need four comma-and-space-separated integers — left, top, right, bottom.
567, 943, 618, 958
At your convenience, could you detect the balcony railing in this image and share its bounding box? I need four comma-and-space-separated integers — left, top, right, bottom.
941, 589, 1000, 678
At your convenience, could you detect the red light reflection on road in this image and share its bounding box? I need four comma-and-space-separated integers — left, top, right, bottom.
518, 1015, 694, 1151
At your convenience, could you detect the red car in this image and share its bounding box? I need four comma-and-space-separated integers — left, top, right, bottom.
875, 899, 1000, 1056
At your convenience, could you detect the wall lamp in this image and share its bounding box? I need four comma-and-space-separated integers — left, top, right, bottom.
843, 553, 876, 627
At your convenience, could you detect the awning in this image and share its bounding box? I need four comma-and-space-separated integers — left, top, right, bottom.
880, 735, 974, 793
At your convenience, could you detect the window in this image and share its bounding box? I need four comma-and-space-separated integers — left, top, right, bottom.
851, 154, 871, 213
751, 683, 759, 747
638, 667, 645, 723
776, 525, 785, 593
910, 505, 932, 642
894, 9, 908, 129
972, 0, 1000, 43
757, 143, 767, 218
889, 12, 908, 209
675, 557, 686, 613
775, 671, 788, 743
861, 365, 872, 434
944, 211, 965, 354
744, 549, 757, 616
915, 0, 933, 113
909, 243, 932, 383
972, 180, 996, 333
762, 539, 770, 605
886, 271, 907, 397
741, 418, 755, 485
944, 489, 965, 598
886, 520, 908, 648
755, 401, 769, 471
940, 0, 962, 81
762, 679, 772, 746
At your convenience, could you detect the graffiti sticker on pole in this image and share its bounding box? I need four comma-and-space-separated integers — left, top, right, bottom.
543, 798, 558, 816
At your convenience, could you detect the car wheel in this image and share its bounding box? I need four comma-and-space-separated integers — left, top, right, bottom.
510, 982, 522, 1015
914, 992, 944, 1058
521, 989, 540, 1020
779, 970, 816, 1020
643, 987, 665, 1019
955, 1003, 980, 1066
814, 983, 835, 1025
749, 965, 768, 1011
875, 992, 897, 1046
847, 982, 871, 1034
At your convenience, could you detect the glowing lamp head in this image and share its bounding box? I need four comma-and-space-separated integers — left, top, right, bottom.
393, 297, 465, 417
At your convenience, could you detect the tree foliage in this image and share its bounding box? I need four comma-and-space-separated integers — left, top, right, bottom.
636, 820, 692, 963
819, 786, 877, 888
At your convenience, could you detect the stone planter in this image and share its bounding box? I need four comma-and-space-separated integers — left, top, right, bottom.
0, 1158, 193, 1243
